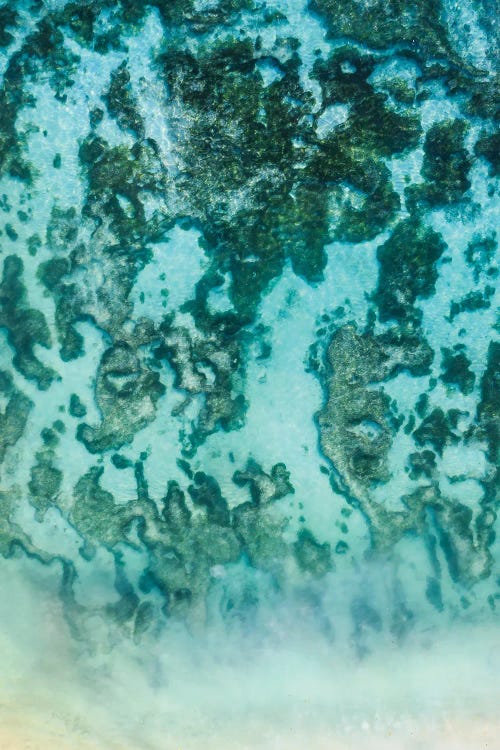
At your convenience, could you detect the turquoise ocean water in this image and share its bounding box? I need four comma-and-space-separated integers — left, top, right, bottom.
0, 0, 498, 747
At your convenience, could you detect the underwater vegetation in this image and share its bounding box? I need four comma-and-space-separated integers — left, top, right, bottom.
0, 0, 498, 649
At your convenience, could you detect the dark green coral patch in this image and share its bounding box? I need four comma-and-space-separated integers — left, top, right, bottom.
465, 233, 497, 283
5, 223, 18, 241
138, 494, 243, 619
440, 346, 475, 394
79, 136, 166, 206
407, 119, 471, 207
176, 458, 193, 479
232, 460, 294, 505
328, 161, 401, 243
294, 528, 332, 577
384, 77, 416, 104
374, 218, 447, 322
112, 553, 140, 620
37, 257, 71, 292
103, 61, 145, 138
77, 342, 165, 453
0, 48, 35, 182
0, 5, 18, 48
464, 76, 499, 119
412, 408, 459, 455
160, 38, 292, 180
46, 206, 78, 251
111, 453, 132, 469
147, 0, 254, 30
0, 254, 57, 389
308, 0, 451, 56
415, 393, 429, 418
89, 107, 104, 129
318, 326, 394, 493
276, 184, 329, 282
134, 460, 150, 504
36, 208, 103, 362
28, 234, 41, 256
0, 487, 52, 561
38, 214, 155, 362
161, 480, 191, 530
312, 47, 376, 105
422, 119, 471, 197
71, 466, 134, 548
20, 16, 81, 100
55, 287, 86, 362
159, 36, 419, 320
0, 371, 32, 465
79, 135, 169, 257
188, 472, 230, 526
310, 50, 420, 242
448, 287, 494, 321
477, 341, 499, 469
223, 182, 329, 315
28, 449, 62, 518
37, 266, 88, 360
317, 323, 434, 505
372, 326, 434, 377
158, 38, 330, 315
37, 258, 109, 362
156, 322, 247, 452
231, 501, 288, 572
41, 427, 59, 448
408, 450, 436, 480
314, 322, 482, 574
106, 586, 139, 626
474, 131, 500, 176
347, 89, 421, 158
69, 393, 87, 418
56, 1, 100, 46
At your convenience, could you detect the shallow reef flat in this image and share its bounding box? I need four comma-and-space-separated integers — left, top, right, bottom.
0, 0, 498, 746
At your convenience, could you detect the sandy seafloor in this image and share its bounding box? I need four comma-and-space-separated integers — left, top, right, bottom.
0, 558, 499, 750
1, 547, 499, 749
0, 0, 499, 747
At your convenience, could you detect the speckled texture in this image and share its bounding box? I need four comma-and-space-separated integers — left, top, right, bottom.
0, 0, 498, 746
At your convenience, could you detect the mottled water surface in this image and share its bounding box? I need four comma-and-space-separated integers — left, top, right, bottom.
0, 0, 498, 747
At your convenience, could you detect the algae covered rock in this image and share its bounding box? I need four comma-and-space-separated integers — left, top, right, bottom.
0, 255, 56, 389
232, 459, 294, 505
0, 0, 497, 645
28, 433, 63, 519
294, 528, 332, 577
0, 370, 32, 465
412, 118, 472, 206
77, 342, 165, 453
374, 219, 447, 323
317, 325, 395, 499
103, 60, 145, 138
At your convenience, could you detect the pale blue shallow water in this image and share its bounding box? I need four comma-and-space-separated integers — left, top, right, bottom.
0, 0, 498, 747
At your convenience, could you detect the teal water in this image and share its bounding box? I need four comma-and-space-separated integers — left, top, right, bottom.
0, 1, 498, 747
